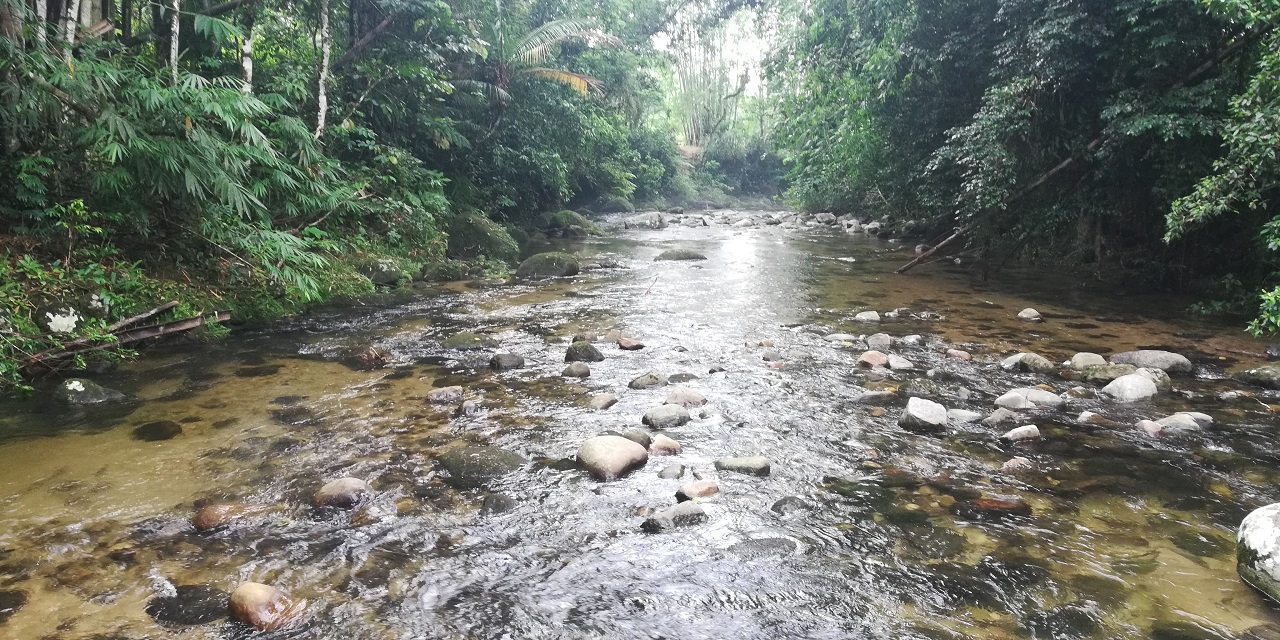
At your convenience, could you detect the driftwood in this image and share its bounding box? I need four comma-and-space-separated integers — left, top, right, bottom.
20, 303, 229, 371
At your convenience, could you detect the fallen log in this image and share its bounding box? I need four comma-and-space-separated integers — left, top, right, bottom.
20, 310, 230, 371
895, 228, 965, 274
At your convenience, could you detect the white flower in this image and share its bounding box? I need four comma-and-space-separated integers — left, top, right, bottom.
45, 310, 81, 334
65, 380, 85, 392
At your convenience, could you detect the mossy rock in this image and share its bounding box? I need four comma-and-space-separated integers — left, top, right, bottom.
1241, 363, 1280, 390
549, 210, 602, 235
598, 196, 635, 214
447, 212, 519, 263
515, 252, 580, 279
654, 249, 707, 261
438, 445, 526, 489
359, 258, 407, 286
420, 259, 469, 282
441, 332, 499, 351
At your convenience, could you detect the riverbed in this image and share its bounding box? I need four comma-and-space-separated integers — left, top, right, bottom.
1, 210, 1279, 639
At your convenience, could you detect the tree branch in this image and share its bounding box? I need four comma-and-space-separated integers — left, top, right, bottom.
332, 10, 401, 71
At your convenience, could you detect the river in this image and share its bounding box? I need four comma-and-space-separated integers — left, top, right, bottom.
1, 210, 1279, 639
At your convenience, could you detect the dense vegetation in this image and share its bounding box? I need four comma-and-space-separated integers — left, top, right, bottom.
767, 0, 1280, 328
0, 0, 781, 390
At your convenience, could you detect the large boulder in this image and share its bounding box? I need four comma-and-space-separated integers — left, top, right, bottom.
228, 583, 307, 631
578, 435, 648, 480
360, 259, 406, 286
447, 212, 520, 262
1109, 350, 1193, 375
624, 212, 666, 229
1101, 374, 1158, 402
438, 446, 526, 489
515, 252, 580, 279
599, 196, 636, 214
899, 397, 948, 433
1000, 352, 1056, 375
55, 378, 126, 404
1238, 504, 1280, 604
642, 405, 691, 429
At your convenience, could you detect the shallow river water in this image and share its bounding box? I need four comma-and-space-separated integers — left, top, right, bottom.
3, 211, 1280, 639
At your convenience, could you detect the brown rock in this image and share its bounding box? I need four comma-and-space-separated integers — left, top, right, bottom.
857, 351, 889, 368
618, 337, 645, 350
228, 582, 307, 631
649, 434, 682, 455
192, 503, 279, 531
946, 349, 972, 361
312, 477, 370, 508
675, 480, 720, 502
953, 495, 1033, 520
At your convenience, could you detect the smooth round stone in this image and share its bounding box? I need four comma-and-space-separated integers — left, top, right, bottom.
1070, 352, 1107, 370
854, 311, 880, 322
649, 434, 682, 455
578, 435, 648, 480
664, 388, 707, 407
588, 393, 617, 409
489, 353, 525, 370
642, 404, 691, 429
562, 362, 591, 377
438, 446, 526, 489
1238, 503, 1280, 604
228, 582, 307, 631
675, 479, 719, 502
1017, 308, 1042, 322
617, 337, 645, 350
1101, 374, 1158, 402
1109, 349, 1193, 375
192, 503, 279, 530
1001, 425, 1041, 441
857, 350, 889, 368
899, 397, 947, 433
629, 371, 668, 389
312, 477, 370, 509
714, 456, 771, 476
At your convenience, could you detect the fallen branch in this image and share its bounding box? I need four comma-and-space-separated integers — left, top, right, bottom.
20, 311, 229, 370
107, 300, 179, 332
895, 228, 965, 273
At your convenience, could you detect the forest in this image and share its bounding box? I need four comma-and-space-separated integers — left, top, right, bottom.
0, 0, 1278, 391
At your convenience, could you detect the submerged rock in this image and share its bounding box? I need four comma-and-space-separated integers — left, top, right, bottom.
1109, 350, 1193, 375
588, 393, 617, 409
55, 378, 126, 404
953, 495, 1033, 520
715, 456, 771, 476
133, 420, 183, 441
655, 249, 707, 261
427, 386, 465, 404
1238, 503, 1280, 605
565, 342, 605, 363
643, 404, 691, 429
146, 584, 229, 626
1101, 374, 1158, 402
228, 582, 307, 631
899, 397, 947, 433
192, 503, 280, 531
1000, 352, 1056, 375
489, 353, 525, 371
578, 435, 648, 480
675, 480, 719, 502
1017, 308, 1042, 322
563, 362, 591, 377
515, 252, 580, 279
665, 388, 707, 407
312, 477, 370, 508
441, 332, 498, 351
629, 371, 668, 389
1242, 363, 1280, 390
641, 502, 707, 532
438, 446, 526, 489
657, 464, 685, 479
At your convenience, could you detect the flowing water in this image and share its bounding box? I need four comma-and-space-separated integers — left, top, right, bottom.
2, 211, 1280, 639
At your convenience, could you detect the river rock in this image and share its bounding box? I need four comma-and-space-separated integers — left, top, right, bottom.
489, 353, 525, 371
665, 388, 707, 407
228, 582, 307, 631
1156, 412, 1203, 435
1242, 363, 1280, 389
1070, 352, 1107, 370
1077, 411, 1125, 428
361, 259, 403, 286
55, 378, 126, 404
563, 362, 591, 377
982, 408, 1020, 426
427, 386, 464, 404
643, 404, 691, 429
826, 333, 859, 343
1101, 374, 1158, 402
715, 456, 771, 476
676, 480, 719, 502
515, 252, 580, 278
1081, 363, 1137, 383
441, 332, 498, 350
658, 464, 685, 479
1000, 352, 1056, 375
1137, 419, 1164, 437
1001, 425, 1041, 441
1001, 457, 1034, 474
588, 393, 617, 409
438, 446, 526, 488
899, 397, 948, 433
994, 388, 1064, 410
953, 495, 1033, 520
867, 333, 892, 351
624, 212, 667, 229
641, 502, 707, 532
1017, 308, 1042, 322
146, 584, 230, 626
649, 434, 682, 455
565, 342, 605, 363
578, 435, 648, 480
312, 477, 370, 508
900, 335, 923, 346
617, 428, 652, 449
1109, 349, 1193, 375
629, 371, 668, 389
655, 249, 707, 261
948, 409, 984, 424
617, 337, 645, 350
854, 311, 881, 322
1238, 503, 1280, 604
857, 351, 889, 368
1135, 367, 1172, 392
946, 348, 972, 361
133, 420, 183, 441
192, 503, 280, 531
887, 354, 914, 370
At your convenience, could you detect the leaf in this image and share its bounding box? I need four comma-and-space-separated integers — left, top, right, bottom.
523, 68, 603, 96
192, 14, 244, 43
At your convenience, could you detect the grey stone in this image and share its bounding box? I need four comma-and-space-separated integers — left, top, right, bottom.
649, 434, 682, 455
441, 332, 498, 351
515, 252, 580, 279
675, 480, 719, 502
715, 456, 771, 476
982, 407, 1021, 427
947, 409, 984, 424
867, 333, 892, 351
623, 212, 667, 229
1242, 363, 1280, 389
899, 397, 947, 433
427, 386, 465, 405
1237, 503, 1280, 605
438, 446, 526, 489
887, 354, 915, 370
1135, 367, 1172, 392
1109, 350, 1193, 375
1082, 363, 1138, 383
854, 311, 880, 322
1101, 374, 1159, 402
665, 388, 707, 407
1070, 352, 1108, 370
588, 393, 617, 410
565, 342, 605, 363
489, 353, 525, 371
994, 388, 1064, 410
1017, 308, 1042, 322
1000, 352, 1056, 375
641, 502, 707, 532
657, 464, 685, 479
643, 404, 691, 429
629, 371, 668, 389
563, 362, 592, 377
655, 249, 707, 261
1001, 425, 1041, 441
619, 428, 653, 449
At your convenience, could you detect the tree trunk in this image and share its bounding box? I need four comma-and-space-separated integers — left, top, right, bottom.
121, 0, 130, 41
63, 0, 80, 55
313, 0, 329, 137
239, 7, 253, 92
35, 0, 49, 45
168, 0, 178, 82
0, 0, 22, 48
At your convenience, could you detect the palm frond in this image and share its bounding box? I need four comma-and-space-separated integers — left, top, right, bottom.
511, 18, 620, 66
523, 68, 604, 96
453, 79, 513, 106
